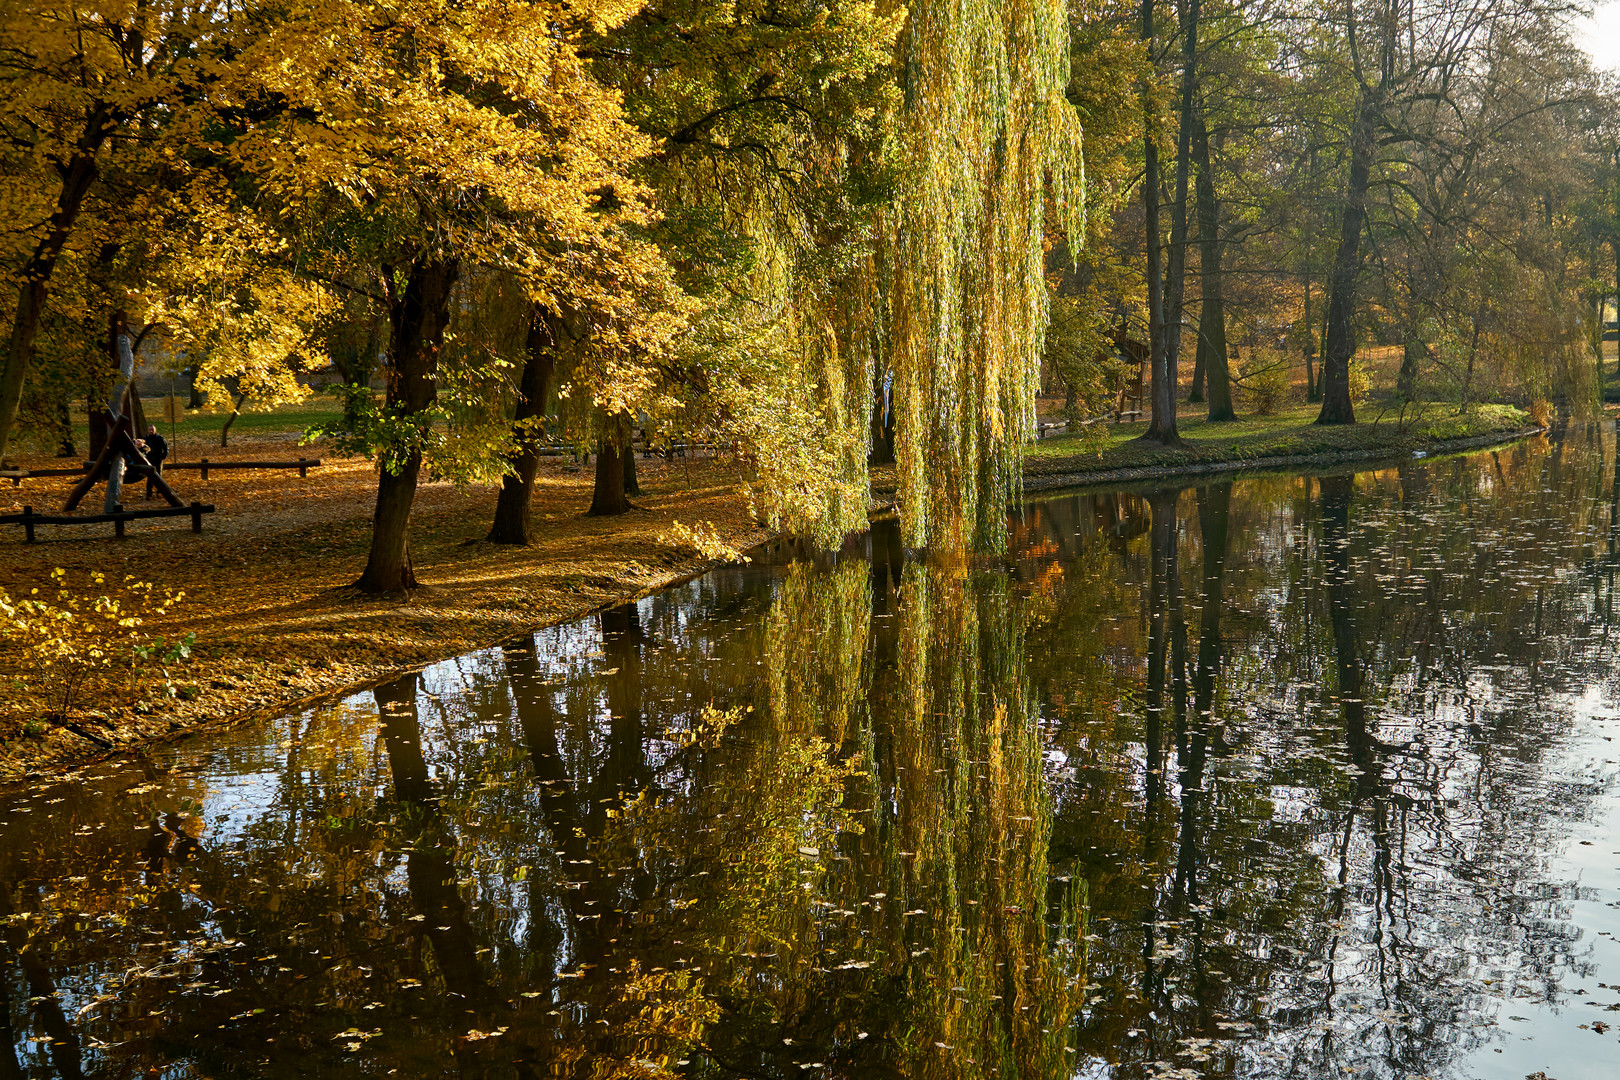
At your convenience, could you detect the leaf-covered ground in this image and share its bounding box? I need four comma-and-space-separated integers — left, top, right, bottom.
0, 426, 768, 779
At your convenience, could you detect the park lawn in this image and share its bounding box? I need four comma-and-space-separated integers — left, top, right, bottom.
55, 393, 346, 458
1025, 400, 1531, 481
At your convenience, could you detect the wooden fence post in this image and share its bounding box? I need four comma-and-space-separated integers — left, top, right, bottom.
191, 502, 204, 533
200, 458, 209, 480
113, 503, 126, 539
22, 506, 33, 543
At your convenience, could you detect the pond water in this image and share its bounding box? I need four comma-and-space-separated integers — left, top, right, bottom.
6, 428, 1620, 1079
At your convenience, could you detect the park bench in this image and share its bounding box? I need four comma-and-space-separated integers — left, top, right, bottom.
1, 502, 215, 542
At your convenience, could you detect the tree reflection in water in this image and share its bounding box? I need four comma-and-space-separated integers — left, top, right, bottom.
5, 431, 1620, 1077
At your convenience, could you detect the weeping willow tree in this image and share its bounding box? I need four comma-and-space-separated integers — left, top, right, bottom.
885, 0, 1085, 553
583, 0, 901, 547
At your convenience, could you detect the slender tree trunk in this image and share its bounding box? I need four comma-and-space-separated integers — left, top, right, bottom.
1304, 278, 1318, 402
1192, 109, 1234, 422
0, 105, 110, 466
1159, 0, 1201, 431
1139, 0, 1179, 445
588, 410, 632, 516
488, 306, 558, 545
53, 396, 76, 458
1318, 92, 1379, 425
357, 258, 459, 593
869, 363, 895, 464
218, 389, 248, 448
622, 425, 641, 496
1397, 337, 1419, 400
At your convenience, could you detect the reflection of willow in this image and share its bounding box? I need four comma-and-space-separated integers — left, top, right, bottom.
870, 563, 1086, 1077
767, 560, 873, 750
597, 561, 1086, 1077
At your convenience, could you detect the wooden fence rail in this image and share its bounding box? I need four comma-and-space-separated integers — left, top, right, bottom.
3, 457, 322, 486
1, 502, 215, 542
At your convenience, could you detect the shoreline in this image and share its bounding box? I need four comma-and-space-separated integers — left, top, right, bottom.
1020, 423, 1545, 495
1, 413, 1545, 782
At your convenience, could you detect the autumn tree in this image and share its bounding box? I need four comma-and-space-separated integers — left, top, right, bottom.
582, 0, 901, 539
240, 0, 680, 591
0, 1, 277, 464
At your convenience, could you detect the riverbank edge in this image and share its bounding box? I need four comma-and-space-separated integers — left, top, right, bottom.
0, 537, 780, 783
3, 419, 1541, 783
1020, 423, 1545, 495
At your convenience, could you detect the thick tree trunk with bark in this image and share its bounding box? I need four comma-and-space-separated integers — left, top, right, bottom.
356, 258, 459, 594
488, 306, 559, 545
588, 410, 632, 516
0, 105, 110, 465
1192, 110, 1234, 422
1158, 0, 1201, 434
1318, 93, 1379, 426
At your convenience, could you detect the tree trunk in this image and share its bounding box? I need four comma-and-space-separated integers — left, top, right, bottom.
1159, 0, 1201, 431
869, 363, 895, 465
0, 104, 110, 466
1139, 0, 1179, 446
623, 424, 641, 496
588, 410, 632, 516
1396, 337, 1420, 400
219, 389, 248, 448
53, 396, 76, 458
1192, 108, 1234, 422
1318, 92, 1379, 426
356, 258, 459, 594
1304, 278, 1318, 402
488, 306, 559, 545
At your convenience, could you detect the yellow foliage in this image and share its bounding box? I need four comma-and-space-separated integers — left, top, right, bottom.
1, 568, 188, 722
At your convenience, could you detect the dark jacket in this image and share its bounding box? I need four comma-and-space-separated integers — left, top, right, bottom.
144, 431, 168, 464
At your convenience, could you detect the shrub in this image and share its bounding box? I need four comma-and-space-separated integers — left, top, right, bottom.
1348, 358, 1371, 403
1529, 398, 1553, 429
1241, 354, 1292, 416
1, 568, 189, 723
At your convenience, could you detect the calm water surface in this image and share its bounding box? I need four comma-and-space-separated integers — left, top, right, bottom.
6, 429, 1620, 1079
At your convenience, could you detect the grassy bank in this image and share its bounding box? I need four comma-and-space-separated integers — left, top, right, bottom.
1024, 401, 1533, 487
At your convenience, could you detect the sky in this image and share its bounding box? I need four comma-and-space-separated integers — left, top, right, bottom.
1573, 1, 1620, 76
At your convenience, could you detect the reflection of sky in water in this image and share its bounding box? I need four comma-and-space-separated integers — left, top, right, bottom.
1479, 696, 1620, 1080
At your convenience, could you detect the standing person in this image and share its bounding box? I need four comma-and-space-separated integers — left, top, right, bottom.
137, 424, 168, 499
